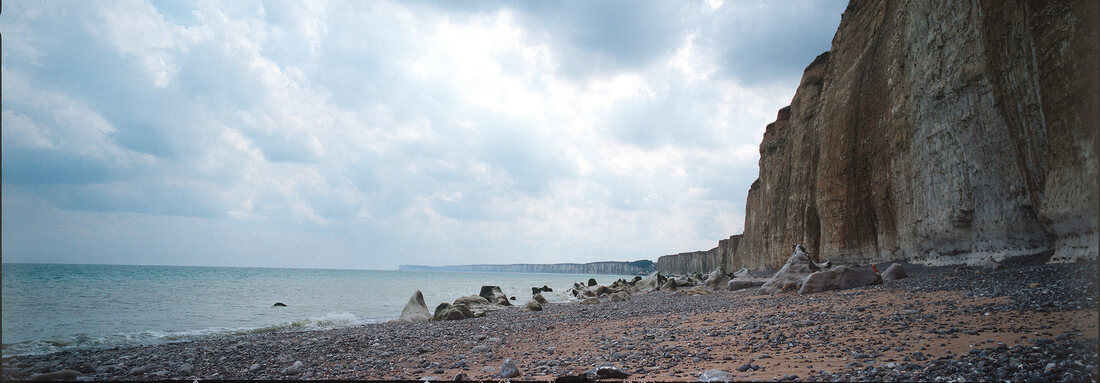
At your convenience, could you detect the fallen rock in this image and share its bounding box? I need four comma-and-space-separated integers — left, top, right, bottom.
586, 364, 629, 380
128, 364, 157, 376
610, 292, 630, 302
727, 279, 766, 291
180, 363, 195, 375
454, 295, 490, 306
523, 300, 542, 312
732, 267, 752, 279
798, 265, 882, 294
580, 297, 600, 305
587, 278, 598, 286
979, 256, 1004, 270
660, 278, 679, 292
676, 286, 711, 296
433, 303, 474, 321
495, 359, 520, 378
555, 373, 589, 382
533, 292, 549, 304
272, 302, 287, 307
247, 363, 260, 373
594, 286, 612, 296
452, 371, 468, 381
697, 369, 732, 382
393, 290, 432, 323
704, 266, 730, 290
479, 286, 513, 306
28, 370, 82, 381
760, 245, 831, 294
881, 263, 908, 281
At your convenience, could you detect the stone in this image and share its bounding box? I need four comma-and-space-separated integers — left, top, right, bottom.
392, 290, 432, 323
586, 364, 629, 380
533, 292, 549, 304
523, 300, 543, 312
273, 302, 286, 307
697, 369, 733, 382
660, 278, 679, 292
799, 265, 882, 294
610, 292, 630, 302
704, 266, 730, 290
676, 286, 711, 296
180, 363, 195, 375
587, 278, 598, 287
454, 295, 490, 306
733, 267, 752, 279
452, 372, 468, 381
580, 297, 600, 305
727, 279, 766, 291
28, 370, 82, 381
433, 303, 473, 321
760, 245, 831, 294
128, 364, 157, 376
881, 263, 908, 281
247, 363, 260, 373
479, 286, 509, 305
979, 256, 1004, 270
495, 359, 520, 379
594, 286, 612, 296
635, 271, 665, 290
281, 361, 303, 375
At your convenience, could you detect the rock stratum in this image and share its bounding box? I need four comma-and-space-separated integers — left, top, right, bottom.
659, 0, 1098, 274
399, 260, 656, 276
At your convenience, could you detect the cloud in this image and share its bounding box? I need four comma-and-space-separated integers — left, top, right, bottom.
1, 0, 844, 268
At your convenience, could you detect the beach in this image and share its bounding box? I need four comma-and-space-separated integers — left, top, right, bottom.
3, 257, 1096, 382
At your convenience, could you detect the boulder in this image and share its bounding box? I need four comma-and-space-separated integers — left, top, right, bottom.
660, 279, 679, 292
533, 293, 549, 304
523, 301, 543, 312
979, 256, 1004, 270
454, 295, 490, 306
273, 302, 287, 307
631, 276, 643, 284
760, 245, 832, 294
594, 285, 612, 296
697, 369, 733, 382
532, 287, 542, 295
495, 359, 520, 379
798, 265, 883, 294
479, 286, 512, 306
433, 303, 474, 321
541, 285, 553, 292
733, 267, 752, 279
727, 279, 766, 291
610, 292, 631, 302
394, 290, 432, 323
585, 364, 629, 380
704, 266, 730, 290
676, 286, 711, 296
881, 263, 908, 281
635, 271, 666, 290
587, 278, 598, 286
580, 297, 600, 305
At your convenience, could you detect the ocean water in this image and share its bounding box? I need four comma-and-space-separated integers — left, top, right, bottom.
1, 263, 632, 357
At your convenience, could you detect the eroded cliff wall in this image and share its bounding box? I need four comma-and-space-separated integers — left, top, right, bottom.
399, 260, 656, 275
733, 0, 1098, 269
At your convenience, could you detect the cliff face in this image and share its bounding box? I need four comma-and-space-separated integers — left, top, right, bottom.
733, 0, 1098, 269
399, 260, 656, 275
658, 235, 741, 275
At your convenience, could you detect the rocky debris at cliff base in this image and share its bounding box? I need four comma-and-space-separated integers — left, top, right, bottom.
704, 266, 730, 290
522, 301, 542, 312
433, 303, 474, 321
979, 256, 1004, 270
799, 265, 883, 294
478, 286, 512, 306
881, 263, 908, 281
453, 295, 489, 306
760, 245, 832, 294
727, 278, 767, 291
533, 293, 549, 304
393, 290, 432, 323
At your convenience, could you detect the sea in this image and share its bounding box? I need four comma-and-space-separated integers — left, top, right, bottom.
1, 263, 632, 357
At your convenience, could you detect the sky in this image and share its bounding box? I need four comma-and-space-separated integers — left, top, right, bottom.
1, 0, 846, 270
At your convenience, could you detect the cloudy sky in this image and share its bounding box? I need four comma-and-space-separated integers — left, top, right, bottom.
1, 0, 845, 270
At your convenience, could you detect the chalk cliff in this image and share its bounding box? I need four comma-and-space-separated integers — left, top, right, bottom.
660, 0, 1098, 272
399, 260, 656, 276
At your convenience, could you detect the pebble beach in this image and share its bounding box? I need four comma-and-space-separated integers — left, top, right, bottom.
3, 255, 1097, 382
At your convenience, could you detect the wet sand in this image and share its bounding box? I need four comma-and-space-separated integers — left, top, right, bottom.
2, 258, 1097, 381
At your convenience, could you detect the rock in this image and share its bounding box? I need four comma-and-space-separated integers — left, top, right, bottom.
433, 303, 473, 321
660, 278, 679, 292
28, 370, 82, 381
586, 364, 629, 380
980, 256, 1004, 270
587, 278, 598, 287
452, 371, 468, 381
541, 285, 553, 292
555, 373, 589, 382
495, 359, 520, 379
881, 263, 908, 281
393, 290, 432, 323
727, 279, 766, 291
580, 297, 600, 305
273, 302, 287, 307
479, 286, 513, 306
247, 363, 260, 373
523, 300, 543, 312
704, 266, 730, 290
454, 295, 490, 306
594, 286, 612, 296
610, 292, 630, 302
532, 292, 549, 304
635, 272, 666, 290
281, 361, 303, 375
180, 363, 195, 375
760, 245, 831, 294
676, 286, 711, 296
471, 344, 490, 353
697, 369, 733, 382
799, 265, 882, 294
733, 267, 752, 279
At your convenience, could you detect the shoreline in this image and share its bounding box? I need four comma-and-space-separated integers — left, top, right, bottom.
3, 258, 1097, 381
